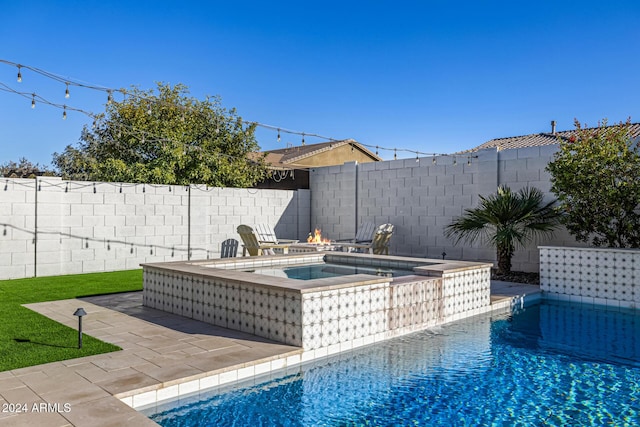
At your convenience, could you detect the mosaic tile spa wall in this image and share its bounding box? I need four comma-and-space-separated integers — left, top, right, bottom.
540, 246, 640, 309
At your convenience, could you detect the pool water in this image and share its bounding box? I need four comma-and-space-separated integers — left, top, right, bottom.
144, 301, 640, 426
242, 262, 417, 280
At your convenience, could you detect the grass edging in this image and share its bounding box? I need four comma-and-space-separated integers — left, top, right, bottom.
0, 270, 142, 372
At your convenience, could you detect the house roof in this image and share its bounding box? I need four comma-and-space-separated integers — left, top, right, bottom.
259, 139, 382, 168
465, 123, 640, 152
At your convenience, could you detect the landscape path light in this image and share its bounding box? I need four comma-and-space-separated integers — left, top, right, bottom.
73, 307, 87, 349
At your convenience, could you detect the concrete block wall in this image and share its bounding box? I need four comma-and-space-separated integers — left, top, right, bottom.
0, 179, 37, 279
309, 162, 357, 239
311, 145, 583, 272
0, 178, 310, 280
496, 144, 586, 271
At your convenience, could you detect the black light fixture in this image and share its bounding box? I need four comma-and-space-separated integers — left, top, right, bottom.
73, 308, 87, 349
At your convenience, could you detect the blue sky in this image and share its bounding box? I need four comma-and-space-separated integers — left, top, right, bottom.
1, 0, 639, 166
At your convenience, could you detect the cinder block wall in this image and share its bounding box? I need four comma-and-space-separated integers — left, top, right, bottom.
0, 178, 309, 280
1, 143, 587, 278
311, 146, 582, 272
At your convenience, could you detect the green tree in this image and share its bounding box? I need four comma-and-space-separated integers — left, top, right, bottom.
445, 186, 561, 274
52, 83, 268, 187
546, 118, 640, 247
0, 158, 55, 178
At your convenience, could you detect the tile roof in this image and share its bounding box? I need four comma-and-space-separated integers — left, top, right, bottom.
465, 123, 640, 153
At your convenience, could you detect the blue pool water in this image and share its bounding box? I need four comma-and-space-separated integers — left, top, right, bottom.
243, 262, 418, 280
144, 301, 640, 426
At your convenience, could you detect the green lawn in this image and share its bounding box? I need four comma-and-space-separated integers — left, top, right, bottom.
0, 270, 143, 372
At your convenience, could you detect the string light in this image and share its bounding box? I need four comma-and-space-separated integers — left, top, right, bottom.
453, 157, 457, 166
31, 94, 35, 109
1, 59, 474, 163
394, 149, 397, 160
62, 106, 67, 120
432, 156, 437, 164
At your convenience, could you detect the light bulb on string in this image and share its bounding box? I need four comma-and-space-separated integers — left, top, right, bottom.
107, 90, 113, 104
65, 83, 70, 99
301, 133, 305, 145
453, 157, 457, 166
17, 65, 22, 82
416, 153, 419, 162
467, 157, 472, 166
394, 149, 397, 160
277, 129, 281, 142
62, 106, 67, 120
432, 156, 436, 164
31, 94, 35, 109
376, 145, 379, 156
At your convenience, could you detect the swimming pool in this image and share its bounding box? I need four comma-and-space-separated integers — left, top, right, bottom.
241, 262, 419, 279
143, 300, 640, 426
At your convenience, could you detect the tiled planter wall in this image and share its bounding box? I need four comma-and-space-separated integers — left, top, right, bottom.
539, 246, 640, 309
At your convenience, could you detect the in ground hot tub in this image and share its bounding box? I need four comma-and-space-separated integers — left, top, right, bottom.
142, 252, 491, 351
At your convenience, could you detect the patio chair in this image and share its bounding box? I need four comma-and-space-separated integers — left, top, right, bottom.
220, 238, 239, 258
254, 224, 299, 245
237, 225, 291, 256
341, 223, 394, 255
335, 221, 376, 244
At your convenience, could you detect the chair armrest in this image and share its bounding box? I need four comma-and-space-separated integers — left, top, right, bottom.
261, 243, 292, 249
277, 239, 299, 244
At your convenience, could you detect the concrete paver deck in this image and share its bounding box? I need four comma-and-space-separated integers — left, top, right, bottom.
0, 293, 301, 427
1, 283, 540, 427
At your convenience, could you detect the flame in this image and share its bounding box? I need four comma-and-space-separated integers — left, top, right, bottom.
307, 228, 331, 244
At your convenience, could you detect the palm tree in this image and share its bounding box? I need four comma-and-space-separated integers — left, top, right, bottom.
445, 186, 561, 274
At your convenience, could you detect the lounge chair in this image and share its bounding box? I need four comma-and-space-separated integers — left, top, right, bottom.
237, 225, 292, 256
341, 223, 394, 255
335, 221, 376, 244
254, 224, 299, 245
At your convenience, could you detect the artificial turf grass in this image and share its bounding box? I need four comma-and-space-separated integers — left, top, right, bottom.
0, 269, 143, 372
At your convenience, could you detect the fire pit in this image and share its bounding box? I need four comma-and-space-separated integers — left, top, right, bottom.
290, 228, 340, 253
